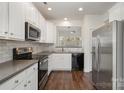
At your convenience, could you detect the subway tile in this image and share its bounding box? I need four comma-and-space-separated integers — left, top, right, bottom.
0, 40, 53, 63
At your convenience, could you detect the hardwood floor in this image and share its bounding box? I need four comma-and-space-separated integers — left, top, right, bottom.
44, 71, 95, 90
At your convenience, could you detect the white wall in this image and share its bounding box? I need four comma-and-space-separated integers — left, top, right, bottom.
82, 14, 107, 72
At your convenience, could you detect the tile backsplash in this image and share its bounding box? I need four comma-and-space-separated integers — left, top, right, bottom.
0, 40, 53, 63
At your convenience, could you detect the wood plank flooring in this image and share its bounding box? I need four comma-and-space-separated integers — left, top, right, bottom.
44, 71, 95, 90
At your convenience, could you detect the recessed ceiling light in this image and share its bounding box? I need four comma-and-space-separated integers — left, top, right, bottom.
78, 7, 83, 11
48, 7, 52, 11
64, 18, 68, 21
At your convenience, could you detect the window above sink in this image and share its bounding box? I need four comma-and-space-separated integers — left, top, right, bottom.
56, 26, 82, 48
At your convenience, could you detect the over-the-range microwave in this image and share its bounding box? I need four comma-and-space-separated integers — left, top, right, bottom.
25, 22, 41, 41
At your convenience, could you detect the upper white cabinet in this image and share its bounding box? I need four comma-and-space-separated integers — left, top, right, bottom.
38, 13, 47, 43
0, 3, 9, 39
108, 3, 124, 22
25, 3, 35, 24
9, 3, 25, 40
41, 18, 47, 43
24, 2, 48, 43
46, 21, 55, 43
25, 3, 39, 28
0, 2, 52, 43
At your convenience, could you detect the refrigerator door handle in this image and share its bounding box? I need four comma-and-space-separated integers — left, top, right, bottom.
95, 38, 99, 72
97, 38, 101, 72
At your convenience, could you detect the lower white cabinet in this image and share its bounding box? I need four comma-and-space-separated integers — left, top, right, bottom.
48, 54, 72, 74
0, 63, 38, 90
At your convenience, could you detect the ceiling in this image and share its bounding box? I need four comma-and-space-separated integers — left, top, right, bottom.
33, 2, 116, 20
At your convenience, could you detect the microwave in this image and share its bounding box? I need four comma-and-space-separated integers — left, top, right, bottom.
25, 22, 41, 41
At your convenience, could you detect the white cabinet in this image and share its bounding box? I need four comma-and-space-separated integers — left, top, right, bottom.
39, 14, 46, 43
108, 3, 124, 22
25, 3, 39, 27
109, 8, 121, 22
0, 3, 9, 39
46, 21, 55, 43
48, 54, 72, 72
9, 3, 25, 40
0, 63, 38, 90
48, 55, 53, 75
0, 2, 48, 42
25, 3, 35, 24
24, 2, 48, 43
0, 67, 25, 90
39, 16, 47, 43
0, 2, 25, 41
26, 73, 37, 90
42, 18, 47, 42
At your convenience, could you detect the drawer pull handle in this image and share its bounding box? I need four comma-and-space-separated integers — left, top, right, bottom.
4, 32, 8, 34
24, 84, 27, 87
10, 33, 14, 35
28, 81, 31, 83
15, 80, 19, 83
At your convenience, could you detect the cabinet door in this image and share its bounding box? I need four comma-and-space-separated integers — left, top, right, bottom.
34, 8, 39, 27
39, 15, 45, 42
50, 54, 72, 71
48, 55, 53, 75
25, 3, 34, 23
26, 63, 38, 90
9, 2, 25, 40
0, 3, 8, 38
13, 81, 25, 90
0, 80, 14, 90
25, 3, 38, 26
26, 74, 36, 90
46, 21, 55, 43
42, 18, 47, 42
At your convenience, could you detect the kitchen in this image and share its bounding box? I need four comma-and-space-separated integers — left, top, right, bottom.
0, 1, 124, 90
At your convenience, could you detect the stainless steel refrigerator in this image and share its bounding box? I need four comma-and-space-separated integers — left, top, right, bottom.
92, 20, 124, 90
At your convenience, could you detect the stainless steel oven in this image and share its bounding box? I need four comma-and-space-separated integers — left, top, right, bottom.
25, 22, 41, 41
38, 55, 48, 89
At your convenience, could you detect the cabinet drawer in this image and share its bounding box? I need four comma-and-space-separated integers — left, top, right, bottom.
26, 63, 38, 76
0, 70, 25, 90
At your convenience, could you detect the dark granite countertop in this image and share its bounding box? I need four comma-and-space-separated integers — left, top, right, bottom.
0, 51, 83, 84
34, 51, 83, 55
0, 59, 38, 84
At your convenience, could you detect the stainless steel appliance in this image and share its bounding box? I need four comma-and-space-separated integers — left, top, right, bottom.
72, 53, 84, 71
92, 21, 124, 90
38, 55, 48, 90
25, 22, 41, 41
13, 47, 33, 60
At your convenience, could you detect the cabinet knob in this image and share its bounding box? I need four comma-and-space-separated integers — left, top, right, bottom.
10, 33, 14, 35
33, 68, 35, 70
24, 84, 27, 87
4, 32, 8, 34
15, 80, 19, 83
28, 81, 31, 83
